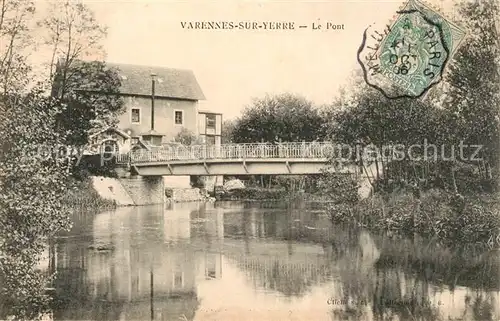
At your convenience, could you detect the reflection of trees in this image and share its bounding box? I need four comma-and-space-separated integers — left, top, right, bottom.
372, 235, 499, 290
223, 206, 334, 243
330, 229, 499, 321
371, 269, 441, 321
215, 201, 500, 321
52, 241, 127, 321
471, 293, 496, 321
222, 203, 337, 297
327, 226, 379, 321
227, 253, 332, 297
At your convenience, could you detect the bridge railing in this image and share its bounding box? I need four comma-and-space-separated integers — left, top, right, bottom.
116, 153, 130, 164
129, 142, 336, 163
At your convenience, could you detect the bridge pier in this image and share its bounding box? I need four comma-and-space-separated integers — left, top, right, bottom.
201, 175, 224, 194
119, 175, 165, 206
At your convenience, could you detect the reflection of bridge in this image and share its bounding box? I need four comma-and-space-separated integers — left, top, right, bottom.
117, 142, 365, 176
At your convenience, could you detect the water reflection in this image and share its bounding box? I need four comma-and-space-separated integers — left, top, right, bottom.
49, 201, 499, 321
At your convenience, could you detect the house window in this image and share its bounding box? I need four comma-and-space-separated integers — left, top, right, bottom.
206, 114, 216, 130
174, 110, 183, 125
131, 108, 140, 124
173, 271, 184, 288
206, 135, 216, 145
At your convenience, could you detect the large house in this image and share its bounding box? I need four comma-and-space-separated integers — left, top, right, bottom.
83, 62, 221, 153
85, 62, 223, 189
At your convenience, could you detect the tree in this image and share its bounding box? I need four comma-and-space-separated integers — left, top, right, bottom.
42, 0, 107, 94
0, 1, 111, 319
221, 119, 236, 144
0, 0, 36, 93
0, 88, 72, 320
326, 81, 446, 189
51, 60, 124, 147
42, 1, 120, 175
230, 93, 326, 143
173, 127, 203, 145
444, 0, 500, 181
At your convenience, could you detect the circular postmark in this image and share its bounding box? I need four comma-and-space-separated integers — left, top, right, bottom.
358, 8, 451, 99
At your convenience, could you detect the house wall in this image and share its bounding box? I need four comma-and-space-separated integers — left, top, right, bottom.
117, 96, 199, 143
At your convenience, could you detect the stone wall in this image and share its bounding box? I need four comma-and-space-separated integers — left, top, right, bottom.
166, 188, 206, 202
92, 174, 211, 205
91, 176, 135, 206
119, 176, 165, 205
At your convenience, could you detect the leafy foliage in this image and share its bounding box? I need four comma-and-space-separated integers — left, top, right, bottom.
324, 0, 500, 245
229, 93, 326, 143
42, 0, 107, 82
221, 119, 236, 144
227, 93, 327, 190
444, 0, 500, 177
0, 0, 36, 94
0, 89, 72, 319
52, 60, 125, 147
325, 82, 449, 190
327, 86, 444, 148
0, 256, 52, 320
0, 1, 115, 319
331, 189, 500, 247
173, 127, 203, 145
220, 187, 288, 201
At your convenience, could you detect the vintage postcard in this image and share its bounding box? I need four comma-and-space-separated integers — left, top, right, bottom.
0, 0, 499, 320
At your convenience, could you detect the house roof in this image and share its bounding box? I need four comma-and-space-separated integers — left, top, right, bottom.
140, 129, 165, 137
131, 139, 151, 151
107, 62, 206, 101
89, 127, 131, 139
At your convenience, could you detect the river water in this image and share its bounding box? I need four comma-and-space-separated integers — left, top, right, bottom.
46, 201, 499, 321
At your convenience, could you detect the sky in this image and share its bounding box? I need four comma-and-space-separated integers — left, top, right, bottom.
50, 0, 457, 119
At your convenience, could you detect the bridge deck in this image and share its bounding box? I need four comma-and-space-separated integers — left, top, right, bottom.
118, 142, 339, 165
114, 142, 367, 176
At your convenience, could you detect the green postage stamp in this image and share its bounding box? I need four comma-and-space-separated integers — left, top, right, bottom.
358, 0, 466, 99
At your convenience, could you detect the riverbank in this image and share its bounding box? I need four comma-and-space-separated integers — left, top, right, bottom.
329, 188, 500, 247
62, 178, 117, 210
217, 187, 333, 202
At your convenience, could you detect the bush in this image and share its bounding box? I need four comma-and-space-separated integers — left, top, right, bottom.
317, 173, 360, 204
220, 187, 288, 201
330, 189, 500, 246
62, 177, 116, 209
173, 128, 203, 145
0, 89, 73, 319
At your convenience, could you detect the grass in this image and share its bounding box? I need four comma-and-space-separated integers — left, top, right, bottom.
62, 177, 116, 210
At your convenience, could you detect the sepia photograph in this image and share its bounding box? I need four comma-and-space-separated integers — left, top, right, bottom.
0, 0, 499, 320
